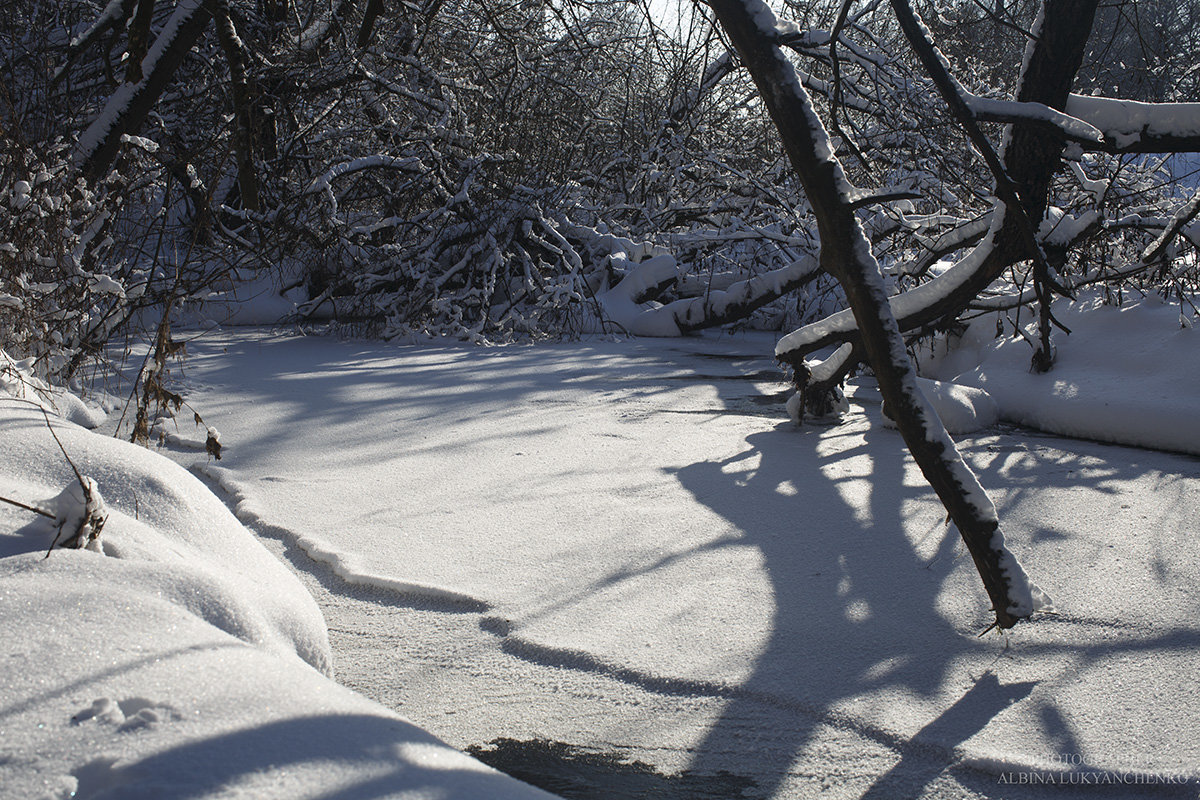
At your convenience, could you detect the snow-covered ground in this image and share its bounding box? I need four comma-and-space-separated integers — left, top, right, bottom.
4, 293, 1200, 798
0, 372, 556, 798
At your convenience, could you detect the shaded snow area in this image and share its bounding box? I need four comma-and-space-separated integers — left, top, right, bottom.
920, 293, 1200, 454
97, 327, 1200, 799
0, 398, 557, 799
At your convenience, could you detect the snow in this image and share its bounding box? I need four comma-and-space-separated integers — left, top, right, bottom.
662, 253, 822, 331
922, 293, 1200, 455
303, 155, 423, 197
1038, 207, 1100, 247
184, 268, 310, 326
0, 394, 558, 799
49, 473, 107, 552
811, 341, 854, 384
88, 325, 1200, 798
866, 375, 998, 435
1, 350, 111, 428
10, 294, 1200, 797
964, 95, 1103, 144
1065, 94, 1200, 146
89, 274, 126, 296
66, 0, 125, 50
592, 241, 684, 336
118, 133, 159, 153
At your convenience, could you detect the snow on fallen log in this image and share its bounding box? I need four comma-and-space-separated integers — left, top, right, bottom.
595, 252, 684, 337
775, 207, 1004, 359
662, 253, 821, 333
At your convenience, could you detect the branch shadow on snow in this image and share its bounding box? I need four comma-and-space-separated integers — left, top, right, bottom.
167, 333, 698, 464
663, 409, 1200, 798
667, 418, 1003, 797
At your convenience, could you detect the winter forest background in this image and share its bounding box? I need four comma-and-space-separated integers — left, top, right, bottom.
4, 0, 1200, 798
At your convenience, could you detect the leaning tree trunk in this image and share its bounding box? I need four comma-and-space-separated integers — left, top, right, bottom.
708, 0, 1047, 628
76, 0, 214, 181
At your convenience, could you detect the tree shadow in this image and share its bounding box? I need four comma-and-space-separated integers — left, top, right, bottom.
665, 404, 1200, 797
669, 416, 1010, 797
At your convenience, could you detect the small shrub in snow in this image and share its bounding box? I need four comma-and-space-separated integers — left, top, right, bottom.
48, 476, 107, 554
205, 427, 222, 460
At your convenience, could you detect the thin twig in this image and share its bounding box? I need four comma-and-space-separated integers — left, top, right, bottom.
40, 407, 90, 556
0, 495, 55, 519
41, 407, 84, 486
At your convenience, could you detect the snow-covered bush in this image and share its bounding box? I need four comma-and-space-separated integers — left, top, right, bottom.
0, 141, 132, 383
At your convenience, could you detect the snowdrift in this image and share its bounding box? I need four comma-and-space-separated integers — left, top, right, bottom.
0, 396, 555, 800
924, 293, 1200, 454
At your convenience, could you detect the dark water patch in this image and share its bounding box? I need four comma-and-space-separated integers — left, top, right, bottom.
744, 390, 791, 405
467, 738, 760, 800
661, 370, 784, 382
687, 352, 770, 363
655, 390, 790, 418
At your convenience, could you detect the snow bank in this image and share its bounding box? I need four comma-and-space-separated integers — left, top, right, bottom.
925, 293, 1200, 454
0, 397, 556, 800
855, 375, 1000, 435
1, 350, 110, 428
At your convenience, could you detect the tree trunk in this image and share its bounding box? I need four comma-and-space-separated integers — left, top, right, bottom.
77, 0, 213, 181
708, 0, 1046, 628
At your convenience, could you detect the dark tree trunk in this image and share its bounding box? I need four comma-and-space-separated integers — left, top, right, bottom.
78, 1, 214, 181
708, 0, 1046, 628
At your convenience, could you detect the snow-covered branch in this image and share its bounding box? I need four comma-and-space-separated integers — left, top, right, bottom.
1064, 95, 1200, 154
75, 0, 212, 180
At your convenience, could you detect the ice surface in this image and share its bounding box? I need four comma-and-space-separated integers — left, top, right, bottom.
131, 327, 1200, 796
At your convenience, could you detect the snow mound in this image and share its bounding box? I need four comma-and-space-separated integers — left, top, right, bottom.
0, 397, 556, 800
48, 474, 108, 552
917, 377, 999, 434
852, 375, 999, 434
0, 349, 110, 428
927, 294, 1200, 454
0, 398, 330, 670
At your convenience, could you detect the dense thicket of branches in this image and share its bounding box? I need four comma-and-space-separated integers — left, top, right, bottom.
4, 1, 1197, 376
